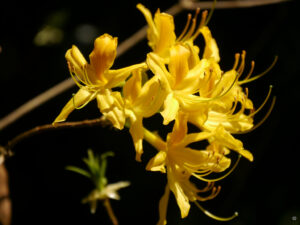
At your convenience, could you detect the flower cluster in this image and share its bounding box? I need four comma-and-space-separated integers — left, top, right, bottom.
54, 4, 274, 225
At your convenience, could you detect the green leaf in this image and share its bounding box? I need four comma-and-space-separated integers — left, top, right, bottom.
66, 166, 91, 178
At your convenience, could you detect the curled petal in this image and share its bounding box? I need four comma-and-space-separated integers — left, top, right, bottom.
161, 93, 179, 125
200, 26, 220, 62
53, 88, 95, 124
137, 4, 176, 57
89, 34, 117, 82
146, 151, 167, 173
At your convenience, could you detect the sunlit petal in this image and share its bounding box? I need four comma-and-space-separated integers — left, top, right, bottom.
89, 34, 117, 82
53, 88, 94, 124
146, 151, 167, 173
157, 184, 170, 225
200, 26, 220, 62
167, 112, 188, 146
96, 90, 125, 130
168, 166, 190, 218
161, 93, 179, 125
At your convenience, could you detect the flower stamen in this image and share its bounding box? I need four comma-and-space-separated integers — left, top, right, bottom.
193, 155, 241, 182
195, 201, 239, 221
177, 14, 192, 41
239, 56, 278, 85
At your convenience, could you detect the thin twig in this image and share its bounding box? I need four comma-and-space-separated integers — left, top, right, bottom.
103, 198, 119, 225
1, 118, 108, 157
180, 0, 290, 10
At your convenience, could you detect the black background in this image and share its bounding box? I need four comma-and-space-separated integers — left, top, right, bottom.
0, 0, 299, 225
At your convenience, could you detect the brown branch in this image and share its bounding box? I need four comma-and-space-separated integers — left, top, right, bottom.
180, 0, 290, 10
103, 198, 119, 225
1, 118, 109, 158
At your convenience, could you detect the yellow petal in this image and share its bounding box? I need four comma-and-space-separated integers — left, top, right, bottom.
214, 125, 253, 161
146, 151, 167, 173
182, 131, 212, 147
187, 108, 209, 129
147, 52, 173, 91
176, 59, 210, 94
89, 34, 117, 82
137, 4, 158, 50
169, 44, 190, 88
157, 184, 170, 225
167, 112, 188, 146
173, 147, 231, 173
153, 11, 176, 57
137, 4, 176, 57
105, 62, 146, 89
133, 76, 166, 118
211, 69, 237, 98
96, 90, 125, 130
168, 166, 190, 218
186, 43, 200, 69
161, 93, 179, 125
53, 88, 94, 124
123, 68, 142, 103
65, 45, 88, 79
203, 110, 254, 133
200, 26, 220, 62
129, 116, 144, 162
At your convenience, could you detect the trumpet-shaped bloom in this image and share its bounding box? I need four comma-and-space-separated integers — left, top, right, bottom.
137, 4, 176, 59
144, 112, 231, 224
53, 34, 146, 129
137, 4, 219, 64
147, 44, 222, 125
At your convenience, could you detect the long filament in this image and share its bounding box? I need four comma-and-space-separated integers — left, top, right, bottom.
193, 155, 241, 182
194, 201, 239, 221
239, 56, 278, 85
177, 14, 192, 41
237, 96, 276, 134
204, 0, 217, 26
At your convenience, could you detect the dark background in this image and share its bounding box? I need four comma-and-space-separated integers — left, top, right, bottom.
0, 0, 299, 225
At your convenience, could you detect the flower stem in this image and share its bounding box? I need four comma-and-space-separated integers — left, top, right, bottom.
143, 128, 166, 151
103, 198, 119, 225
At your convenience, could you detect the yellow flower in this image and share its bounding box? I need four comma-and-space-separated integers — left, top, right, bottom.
53, 34, 146, 129
137, 4, 219, 63
122, 68, 166, 161
144, 112, 231, 224
136, 3, 176, 59
147, 44, 221, 125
